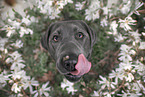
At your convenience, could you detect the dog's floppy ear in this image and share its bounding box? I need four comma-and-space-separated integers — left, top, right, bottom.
78, 20, 97, 47
89, 26, 97, 47
41, 23, 55, 50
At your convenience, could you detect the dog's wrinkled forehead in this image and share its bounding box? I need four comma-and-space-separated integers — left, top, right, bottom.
49, 21, 88, 34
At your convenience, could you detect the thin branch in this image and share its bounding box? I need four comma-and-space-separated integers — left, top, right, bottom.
112, 79, 125, 93
0, 88, 11, 94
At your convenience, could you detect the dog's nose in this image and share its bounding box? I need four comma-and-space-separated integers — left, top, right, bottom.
64, 60, 77, 72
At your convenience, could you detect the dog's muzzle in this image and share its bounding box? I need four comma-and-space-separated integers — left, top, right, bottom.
60, 53, 91, 82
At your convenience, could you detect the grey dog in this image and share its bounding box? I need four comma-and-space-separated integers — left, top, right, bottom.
41, 20, 97, 82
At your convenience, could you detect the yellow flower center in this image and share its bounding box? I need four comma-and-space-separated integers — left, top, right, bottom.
4, 0, 16, 6
125, 20, 129, 24
7, 27, 11, 30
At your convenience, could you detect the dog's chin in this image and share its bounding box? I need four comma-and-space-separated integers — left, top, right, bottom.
64, 73, 82, 82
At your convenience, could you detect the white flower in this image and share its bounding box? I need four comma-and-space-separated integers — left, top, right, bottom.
11, 82, 22, 93
22, 15, 38, 26
102, 7, 109, 15
107, 0, 118, 8
131, 81, 143, 94
49, 9, 60, 20
111, 21, 118, 32
85, 0, 100, 21
8, 19, 21, 29
33, 82, 50, 97
61, 79, 77, 95
19, 27, 33, 37
92, 91, 99, 97
118, 44, 136, 62
117, 90, 129, 97
11, 40, 23, 48
139, 42, 145, 49
4, 49, 8, 54
122, 0, 128, 3
142, 32, 145, 36
22, 77, 39, 93
56, 0, 73, 9
100, 17, 108, 27
37, 0, 53, 14
36, 0, 71, 19
99, 76, 115, 89
75, 1, 85, 11
128, 1, 144, 16
5, 51, 25, 70
6, 51, 21, 62
108, 21, 118, 35
57, 1, 66, 9
22, 16, 32, 26
85, 9, 100, 21
125, 73, 134, 82
0, 0, 28, 20
26, 0, 37, 9
114, 34, 127, 42
119, 17, 137, 31
120, 1, 132, 14
109, 69, 124, 84
92, 90, 102, 97
128, 93, 142, 97
0, 37, 8, 51
119, 62, 133, 71
118, 53, 132, 62
10, 70, 26, 80
2, 25, 16, 37
10, 60, 25, 70
144, 76, 145, 83
136, 80, 145, 93
134, 60, 145, 75
128, 30, 141, 43
64, 0, 73, 4
0, 71, 9, 87
103, 92, 112, 97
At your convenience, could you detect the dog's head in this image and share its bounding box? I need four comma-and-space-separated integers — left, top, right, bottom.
41, 20, 96, 82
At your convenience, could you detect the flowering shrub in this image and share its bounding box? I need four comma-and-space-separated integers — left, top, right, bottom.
0, 0, 145, 97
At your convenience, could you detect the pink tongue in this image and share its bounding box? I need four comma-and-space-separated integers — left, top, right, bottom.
70, 54, 91, 76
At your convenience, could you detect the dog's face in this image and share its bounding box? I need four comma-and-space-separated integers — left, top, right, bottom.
41, 20, 96, 82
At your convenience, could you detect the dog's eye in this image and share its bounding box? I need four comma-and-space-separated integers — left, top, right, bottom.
53, 35, 59, 42
76, 32, 84, 38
